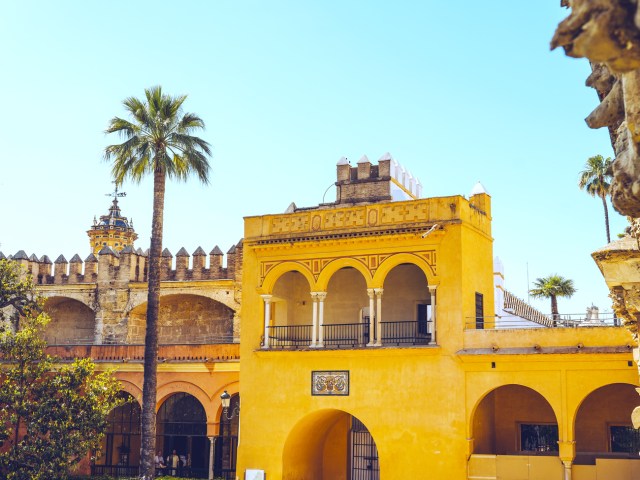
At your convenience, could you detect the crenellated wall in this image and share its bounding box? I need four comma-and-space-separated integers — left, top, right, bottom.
1, 242, 243, 345
2, 243, 242, 285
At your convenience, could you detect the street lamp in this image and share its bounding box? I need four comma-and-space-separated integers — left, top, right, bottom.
220, 390, 239, 420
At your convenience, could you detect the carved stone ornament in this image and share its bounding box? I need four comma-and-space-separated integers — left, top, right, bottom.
312, 370, 349, 396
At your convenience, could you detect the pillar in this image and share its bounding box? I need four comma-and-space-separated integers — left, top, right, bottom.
311, 293, 319, 347
374, 288, 383, 346
558, 441, 575, 480
367, 288, 375, 346
317, 292, 327, 348
208, 436, 215, 480
429, 286, 437, 345
261, 295, 272, 348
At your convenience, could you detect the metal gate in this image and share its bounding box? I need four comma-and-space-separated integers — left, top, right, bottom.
350, 418, 379, 480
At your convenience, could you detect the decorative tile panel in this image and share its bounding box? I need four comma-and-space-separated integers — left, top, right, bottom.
312, 370, 349, 396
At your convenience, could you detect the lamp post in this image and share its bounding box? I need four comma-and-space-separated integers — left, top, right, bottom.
215, 390, 239, 480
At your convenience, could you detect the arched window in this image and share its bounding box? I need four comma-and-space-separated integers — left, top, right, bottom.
157, 392, 209, 478
93, 392, 141, 476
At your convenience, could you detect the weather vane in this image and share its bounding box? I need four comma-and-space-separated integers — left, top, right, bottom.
106, 180, 126, 199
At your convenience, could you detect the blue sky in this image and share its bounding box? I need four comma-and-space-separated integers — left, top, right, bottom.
0, 1, 625, 315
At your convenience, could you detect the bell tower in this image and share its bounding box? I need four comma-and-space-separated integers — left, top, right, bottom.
87, 186, 138, 254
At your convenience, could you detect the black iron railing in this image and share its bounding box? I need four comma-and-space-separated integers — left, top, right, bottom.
266, 324, 313, 348
323, 322, 370, 347
381, 320, 431, 345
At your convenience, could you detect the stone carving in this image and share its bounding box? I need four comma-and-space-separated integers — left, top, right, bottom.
552, 1, 640, 217
312, 370, 349, 396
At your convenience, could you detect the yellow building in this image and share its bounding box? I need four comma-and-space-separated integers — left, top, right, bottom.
5, 156, 640, 479
236, 156, 639, 480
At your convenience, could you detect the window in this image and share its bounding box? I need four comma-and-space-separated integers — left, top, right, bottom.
610, 425, 640, 454
519, 423, 558, 452
475, 293, 484, 329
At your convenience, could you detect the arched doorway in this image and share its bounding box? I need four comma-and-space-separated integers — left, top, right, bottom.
93, 392, 141, 477
157, 392, 209, 478
214, 393, 240, 480
283, 409, 380, 480
575, 383, 640, 464
473, 385, 558, 455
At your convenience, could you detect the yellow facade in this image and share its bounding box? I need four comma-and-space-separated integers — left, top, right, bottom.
236, 165, 638, 479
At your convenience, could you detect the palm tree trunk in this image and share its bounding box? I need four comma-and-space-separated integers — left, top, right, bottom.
601, 194, 611, 243
551, 295, 559, 323
140, 165, 166, 479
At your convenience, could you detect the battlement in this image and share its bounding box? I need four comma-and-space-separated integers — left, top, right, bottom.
1, 241, 243, 285
334, 153, 423, 205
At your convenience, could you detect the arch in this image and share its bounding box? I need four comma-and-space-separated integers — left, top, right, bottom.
574, 382, 640, 459
261, 261, 316, 293
372, 253, 435, 287
316, 258, 373, 291
157, 392, 209, 476
156, 381, 214, 424
283, 409, 379, 480
94, 391, 142, 473
117, 379, 143, 405
43, 296, 96, 344
128, 294, 235, 344
471, 384, 559, 455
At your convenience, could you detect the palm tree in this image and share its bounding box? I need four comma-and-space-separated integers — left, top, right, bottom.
104, 86, 211, 480
529, 275, 576, 322
579, 154, 613, 243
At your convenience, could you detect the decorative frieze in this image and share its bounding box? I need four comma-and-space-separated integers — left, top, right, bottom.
312, 370, 349, 396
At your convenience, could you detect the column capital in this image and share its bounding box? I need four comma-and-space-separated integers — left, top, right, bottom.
558, 440, 576, 462
373, 288, 384, 296
260, 294, 273, 302
428, 285, 437, 292
367, 288, 376, 298
315, 292, 327, 301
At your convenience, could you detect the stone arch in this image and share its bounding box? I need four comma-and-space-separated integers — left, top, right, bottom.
283, 409, 380, 480
43, 296, 96, 344
261, 261, 317, 293
117, 379, 143, 405
372, 252, 436, 287
316, 258, 373, 291
127, 294, 235, 344
574, 382, 640, 459
379, 262, 430, 324
471, 384, 559, 455
156, 381, 215, 424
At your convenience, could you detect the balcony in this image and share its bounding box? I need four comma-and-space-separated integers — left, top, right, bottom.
266, 320, 432, 349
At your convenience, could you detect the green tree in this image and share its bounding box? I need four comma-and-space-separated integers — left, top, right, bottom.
579, 154, 613, 243
529, 274, 577, 321
104, 86, 211, 479
0, 258, 40, 328
0, 259, 122, 480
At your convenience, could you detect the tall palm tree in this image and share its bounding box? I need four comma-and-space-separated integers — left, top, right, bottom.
104, 86, 211, 480
579, 154, 613, 243
529, 275, 576, 321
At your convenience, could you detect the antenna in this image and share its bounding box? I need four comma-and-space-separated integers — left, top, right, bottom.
106, 181, 127, 199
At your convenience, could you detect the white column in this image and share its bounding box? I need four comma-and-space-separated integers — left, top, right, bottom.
208, 436, 215, 480
261, 294, 272, 348
562, 461, 572, 480
374, 288, 383, 346
429, 286, 437, 345
311, 292, 319, 347
367, 289, 375, 346
317, 292, 327, 347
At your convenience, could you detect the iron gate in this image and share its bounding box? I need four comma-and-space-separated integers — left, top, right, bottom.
350, 418, 379, 480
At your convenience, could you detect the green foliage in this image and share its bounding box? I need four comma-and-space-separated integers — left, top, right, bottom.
578, 154, 612, 199
0, 260, 123, 480
0, 259, 41, 327
104, 85, 212, 186
529, 275, 577, 300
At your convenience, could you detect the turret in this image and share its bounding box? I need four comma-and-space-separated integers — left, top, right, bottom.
87, 195, 138, 255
